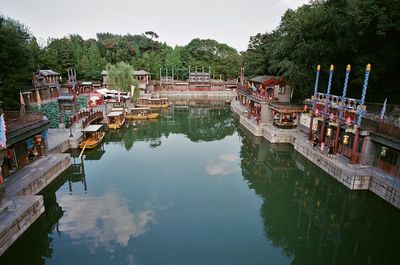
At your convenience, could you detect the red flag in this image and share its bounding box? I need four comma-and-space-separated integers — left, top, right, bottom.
20, 91, 25, 106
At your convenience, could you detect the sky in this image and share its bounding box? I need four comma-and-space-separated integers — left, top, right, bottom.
0, 0, 308, 52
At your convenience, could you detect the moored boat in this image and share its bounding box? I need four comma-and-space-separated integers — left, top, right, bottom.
107, 110, 126, 129
136, 97, 169, 109
126, 107, 159, 120
79, 124, 105, 149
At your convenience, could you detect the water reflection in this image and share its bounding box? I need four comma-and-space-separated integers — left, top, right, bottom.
238, 126, 400, 265
58, 192, 154, 253
206, 153, 240, 176
105, 107, 236, 150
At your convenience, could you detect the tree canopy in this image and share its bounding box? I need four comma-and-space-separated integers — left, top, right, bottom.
242, 0, 400, 103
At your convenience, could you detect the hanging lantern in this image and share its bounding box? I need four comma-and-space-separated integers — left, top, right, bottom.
380, 146, 388, 157
343, 135, 349, 145
327, 127, 333, 137
35, 135, 42, 145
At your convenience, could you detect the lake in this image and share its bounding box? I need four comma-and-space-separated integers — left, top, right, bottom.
1, 107, 400, 265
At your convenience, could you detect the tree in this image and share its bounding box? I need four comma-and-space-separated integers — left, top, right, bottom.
0, 15, 34, 109
145, 31, 159, 40
106, 62, 134, 92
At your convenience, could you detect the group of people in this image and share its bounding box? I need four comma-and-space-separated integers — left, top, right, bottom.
313, 134, 335, 158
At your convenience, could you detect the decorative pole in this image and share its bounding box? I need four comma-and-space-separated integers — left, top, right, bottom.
308, 65, 320, 141
320, 65, 334, 144
334, 64, 351, 155
351, 64, 371, 164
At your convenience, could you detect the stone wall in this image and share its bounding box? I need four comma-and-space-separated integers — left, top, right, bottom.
0, 196, 44, 256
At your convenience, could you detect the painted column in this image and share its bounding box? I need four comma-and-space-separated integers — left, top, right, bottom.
308, 65, 320, 141
351, 64, 371, 164
320, 65, 334, 144
334, 64, 351, 155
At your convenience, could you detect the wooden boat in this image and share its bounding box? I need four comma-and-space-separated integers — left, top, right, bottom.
79, 124, 105, 149
107, 110, 126, 129
136, 97, 169, 109
126, 107, 160, 120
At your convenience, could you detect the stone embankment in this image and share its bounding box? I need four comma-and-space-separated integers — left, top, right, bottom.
231, 100, 400, 209
0, 128, 80, 256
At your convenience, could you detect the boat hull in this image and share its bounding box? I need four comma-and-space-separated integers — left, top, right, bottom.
108, 118, 126, 129
79, 132, 105, 149
126, 113, 159, 120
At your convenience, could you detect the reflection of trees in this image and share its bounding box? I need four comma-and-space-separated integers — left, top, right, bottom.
238, 127, 400, 265
104, 107, 236, 151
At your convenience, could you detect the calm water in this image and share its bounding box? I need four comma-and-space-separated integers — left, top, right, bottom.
1, 107, 400, 265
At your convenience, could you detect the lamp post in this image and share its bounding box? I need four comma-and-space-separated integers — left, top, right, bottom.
69, 119, 73, 138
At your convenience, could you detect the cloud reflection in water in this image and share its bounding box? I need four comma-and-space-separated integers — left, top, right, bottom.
58, 192, 154, 252
206, 153, 240, 176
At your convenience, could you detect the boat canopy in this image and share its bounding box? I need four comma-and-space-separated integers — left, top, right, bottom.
129, 107, 150, 111
82, 124, 103, 132
111, 107, 124, 111
107, 111, 124, 117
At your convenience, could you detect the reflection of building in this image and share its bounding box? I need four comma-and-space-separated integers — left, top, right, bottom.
238, 127, 400, 264
0, 111, 50, 179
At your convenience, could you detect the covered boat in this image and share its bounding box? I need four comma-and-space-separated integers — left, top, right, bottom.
126, 107, 159, 120
107, 110, 126, 129
79, 124, 105, 149
136, 97, 169, 109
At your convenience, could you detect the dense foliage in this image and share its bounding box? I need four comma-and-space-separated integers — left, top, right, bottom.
0, 15, 241, 110
242, 0, 400, 103
0, 16, 34, 109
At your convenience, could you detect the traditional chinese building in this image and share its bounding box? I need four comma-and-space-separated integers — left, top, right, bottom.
134, 70, 150, 90
29, 70, 61, 104
0, 111, 50, 179
237, 75, 292, 125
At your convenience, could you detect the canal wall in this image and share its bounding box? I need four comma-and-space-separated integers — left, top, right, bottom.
0, 130, 75, 256
0, 195, 44, 256
232, 100, 400, 209
158, 90, 237, 100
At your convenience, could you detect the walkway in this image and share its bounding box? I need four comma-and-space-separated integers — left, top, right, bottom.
232, 100, 400, 209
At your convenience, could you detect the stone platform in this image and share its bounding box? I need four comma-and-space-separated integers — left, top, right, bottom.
232, 102, 400, 209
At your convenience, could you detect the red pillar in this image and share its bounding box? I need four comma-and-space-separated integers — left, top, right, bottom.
333, 119, 341, 155
59, 103, 63, 125
320, 117, 326, 144
308, 112, 314, 141
351, 128, 360, 165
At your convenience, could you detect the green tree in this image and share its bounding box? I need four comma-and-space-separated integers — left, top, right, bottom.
106, 61, 134, 92
0, 15, 34, 109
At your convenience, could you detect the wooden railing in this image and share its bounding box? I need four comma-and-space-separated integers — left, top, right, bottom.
65, 110, 103, 129
4, 111, 44, 134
